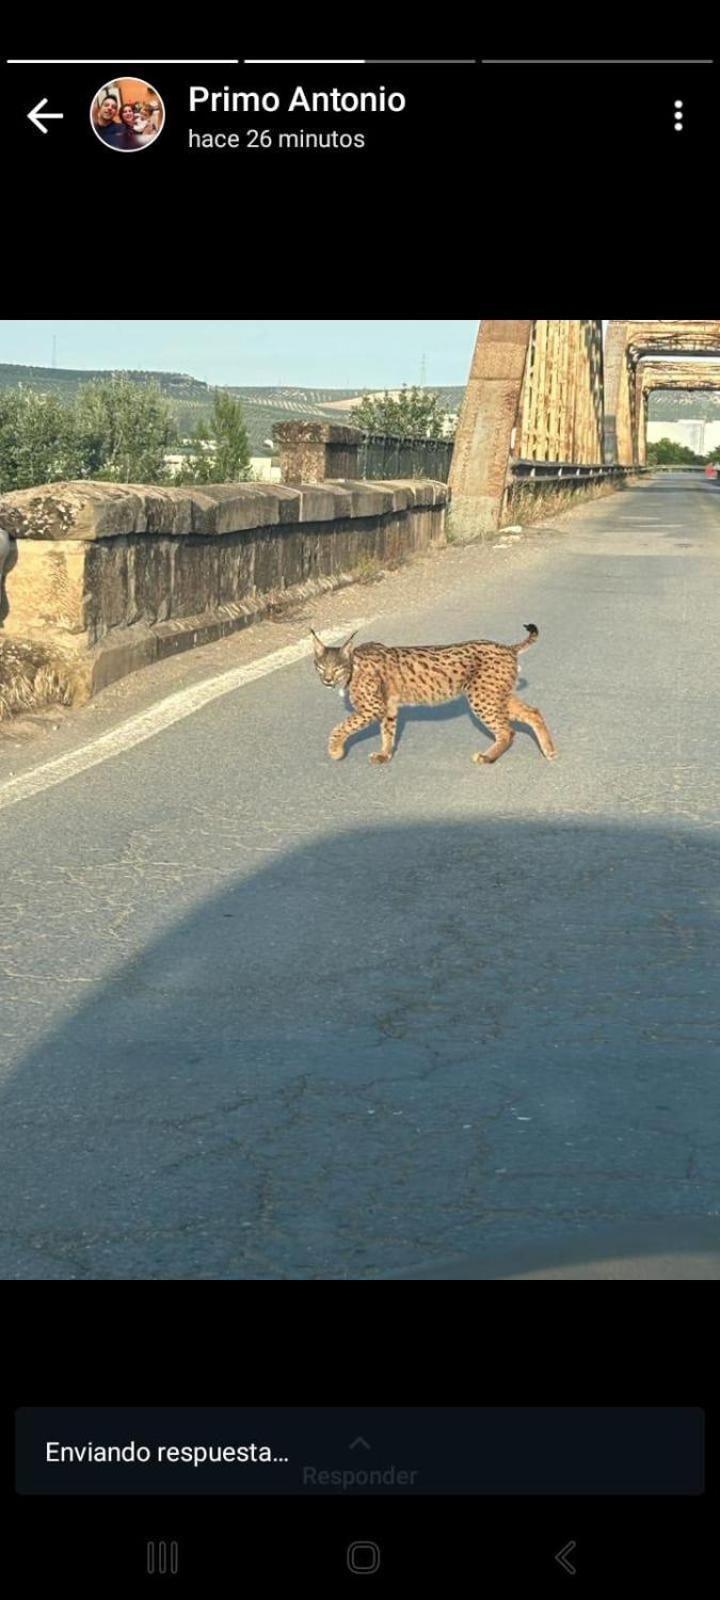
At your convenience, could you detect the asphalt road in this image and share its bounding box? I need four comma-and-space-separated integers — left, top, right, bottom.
1, 472, 718, 1278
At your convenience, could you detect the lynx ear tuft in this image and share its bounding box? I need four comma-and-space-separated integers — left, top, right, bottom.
339, 631, 358, 657
310, 628, 325, 654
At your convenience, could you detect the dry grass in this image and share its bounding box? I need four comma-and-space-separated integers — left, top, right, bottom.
502, 478, 639, 528
0, 638, 87, 721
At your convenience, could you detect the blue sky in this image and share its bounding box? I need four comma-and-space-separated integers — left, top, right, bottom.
0, 321, 480, 388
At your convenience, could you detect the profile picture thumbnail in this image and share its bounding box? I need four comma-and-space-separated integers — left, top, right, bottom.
91, 78, 165, 151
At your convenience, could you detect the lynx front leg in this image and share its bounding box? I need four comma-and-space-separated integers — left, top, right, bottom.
328, 711, 375, 760
369, 707, 398, 765
329, 676, 386, 761
507, 694, 558, 759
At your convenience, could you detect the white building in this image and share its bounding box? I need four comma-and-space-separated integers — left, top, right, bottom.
250, 456, 281, 482
163, 449, 280, 483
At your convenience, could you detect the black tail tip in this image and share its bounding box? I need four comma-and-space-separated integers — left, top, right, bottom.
524, 623, 538, 635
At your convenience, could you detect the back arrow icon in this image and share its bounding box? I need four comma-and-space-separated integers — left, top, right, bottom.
28, 99, 64, 134
555, 1541, 577, 1575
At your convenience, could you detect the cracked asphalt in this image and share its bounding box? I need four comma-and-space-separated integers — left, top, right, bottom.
1, 471, 719, 1278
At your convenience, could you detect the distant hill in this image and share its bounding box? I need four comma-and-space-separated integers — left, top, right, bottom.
224, 385, 464, 450
3, 361, 719, 449
0, 365, 464, 452
223, 387, 367, 450
0, 363, 214, 438
0, 363, 208, 404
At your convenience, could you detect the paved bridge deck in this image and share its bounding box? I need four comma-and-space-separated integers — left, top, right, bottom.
0, 471, 718, 1278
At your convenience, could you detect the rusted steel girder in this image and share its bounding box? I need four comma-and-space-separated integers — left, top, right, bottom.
605, 322, 720, 464
626, 321, 720, 359
635, 359, 720, 464
639, 361, 720, 391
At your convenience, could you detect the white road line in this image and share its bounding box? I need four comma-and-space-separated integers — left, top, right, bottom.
0, 617, 373, 813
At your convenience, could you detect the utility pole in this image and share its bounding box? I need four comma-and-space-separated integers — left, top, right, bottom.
420, 352, 427, 388
51, 333, 57, 369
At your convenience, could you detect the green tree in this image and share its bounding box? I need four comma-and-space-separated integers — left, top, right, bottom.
72, 374, 177, 483
351, 385, 454, 440
646, 437, 705, 466
0, 388, 79, 492
175, 390, 251, 484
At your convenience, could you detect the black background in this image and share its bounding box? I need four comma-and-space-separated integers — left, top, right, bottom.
2, 51, 718, 308
5, 1403, 712, 1592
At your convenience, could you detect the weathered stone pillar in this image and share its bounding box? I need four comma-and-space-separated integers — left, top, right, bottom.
449, 320, 533, 536
274, 422, 362, 485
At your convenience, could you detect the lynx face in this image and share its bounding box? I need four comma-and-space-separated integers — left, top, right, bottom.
310, 629, 357, 688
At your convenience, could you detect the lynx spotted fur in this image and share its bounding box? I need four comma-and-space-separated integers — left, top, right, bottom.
311, 624, 557, 765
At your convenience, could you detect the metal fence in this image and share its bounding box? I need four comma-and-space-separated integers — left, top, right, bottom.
357, 434, 454, 482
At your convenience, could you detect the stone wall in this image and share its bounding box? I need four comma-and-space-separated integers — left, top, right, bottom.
0, 478, 447, 700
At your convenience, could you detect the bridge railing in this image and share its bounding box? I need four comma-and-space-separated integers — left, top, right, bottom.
275, 421, 453, 485
357, 433, 454, 482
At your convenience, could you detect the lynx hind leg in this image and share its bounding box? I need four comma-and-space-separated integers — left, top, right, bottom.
466, 681, 515, 765
507, 694, 558, 759
471, 719, 515, 765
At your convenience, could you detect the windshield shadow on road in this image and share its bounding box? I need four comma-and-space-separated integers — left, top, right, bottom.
0, 814, 717, 1279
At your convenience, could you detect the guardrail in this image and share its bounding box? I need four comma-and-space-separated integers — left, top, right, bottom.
509, 460, 645, 485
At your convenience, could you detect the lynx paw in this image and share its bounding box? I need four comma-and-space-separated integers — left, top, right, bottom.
545, 750, 559, 760
472, 752, 490, 764
369, 752, 392, 765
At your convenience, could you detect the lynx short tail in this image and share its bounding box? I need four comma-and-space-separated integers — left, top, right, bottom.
515, 623, 539, 652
